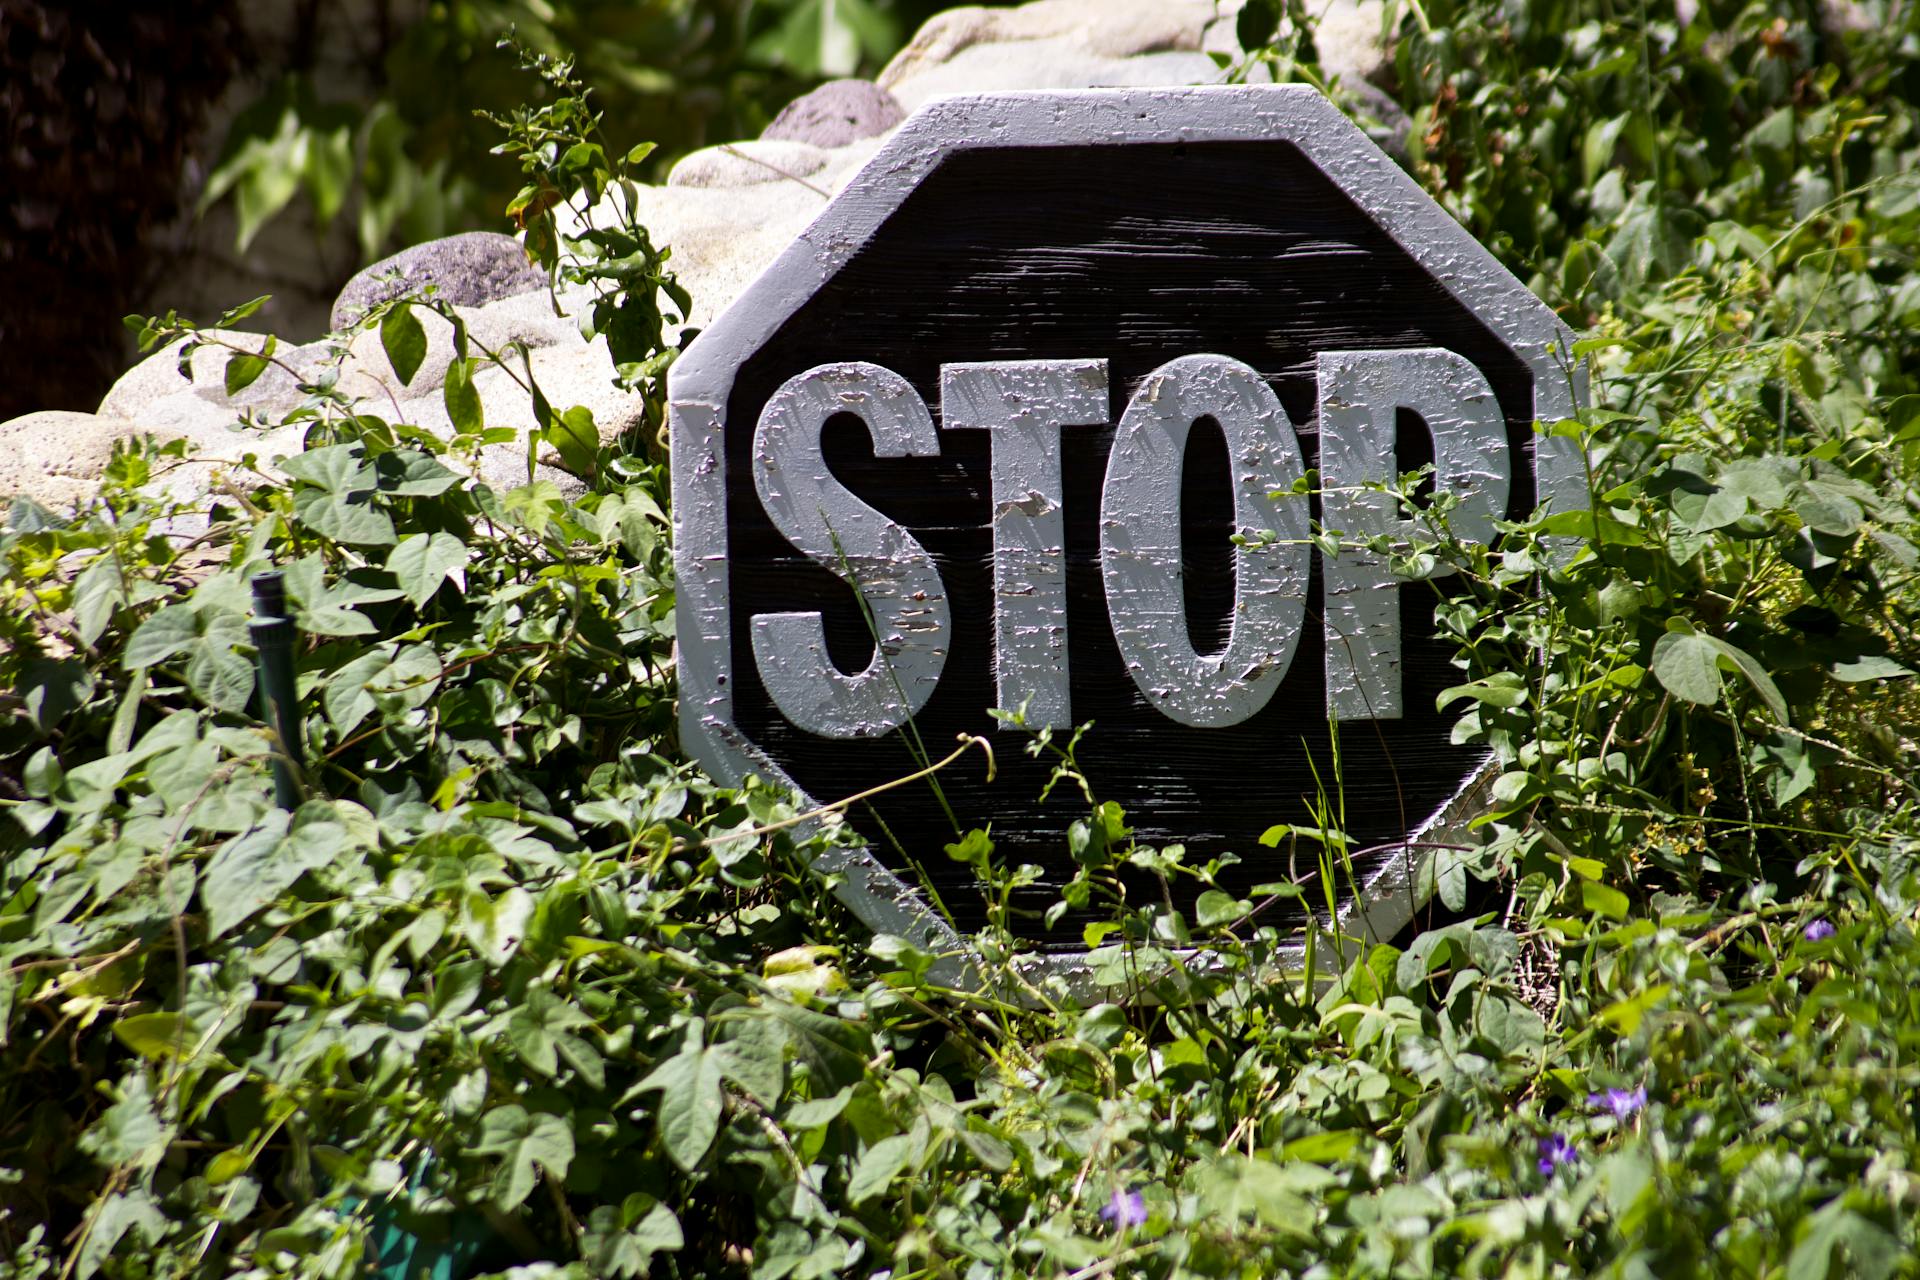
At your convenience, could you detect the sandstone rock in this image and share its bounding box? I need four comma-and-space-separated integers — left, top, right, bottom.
335, 286, 591, 405
474, 449, 593, 502
102, 334, 334, 467
880, 0, 1214, 81
879, 0, 1225, 112
101, 332, 325, 424
194, 336, 337, 418
0, 412, 132, 510
1202, 0, 1390, 86
495, 343, 646, 435
98, 338, 195, 423
329, 231, 548, 331
668, 140, 832, 190
1303, 0, 1390, 84
885, 42, 1224, 112
124, 391, 309, 473
0, 405, 264, 520
88, 279, 617, 508
611, 138, 892, 334
760, 79, 905, 149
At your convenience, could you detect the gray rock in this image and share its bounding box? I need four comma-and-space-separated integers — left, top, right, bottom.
761, 79, 905, 148
329, 231, 547, 331
1342, 79, 1413, 162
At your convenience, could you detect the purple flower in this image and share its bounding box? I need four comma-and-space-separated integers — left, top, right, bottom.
1099, 1188, 1148, 1229
1803, 919, 1836, 942
1587, 1085, 1647, 1120
1537, 1133, 1578, 1175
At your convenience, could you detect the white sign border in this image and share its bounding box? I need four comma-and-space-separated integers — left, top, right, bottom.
667, 84, 1586, 990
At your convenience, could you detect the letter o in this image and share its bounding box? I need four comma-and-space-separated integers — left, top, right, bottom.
1099, 355, 1311, 727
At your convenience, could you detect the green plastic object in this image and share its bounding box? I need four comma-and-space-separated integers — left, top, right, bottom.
249, 571, 305, 809
359, 1196, 492, 1280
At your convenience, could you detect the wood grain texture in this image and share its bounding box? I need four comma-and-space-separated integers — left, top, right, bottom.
720, 139, 1527, 946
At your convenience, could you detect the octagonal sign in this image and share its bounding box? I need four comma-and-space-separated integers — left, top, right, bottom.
670, 85, 1586, 983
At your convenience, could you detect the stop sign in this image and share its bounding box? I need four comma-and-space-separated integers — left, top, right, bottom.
669, 86, 1585, 978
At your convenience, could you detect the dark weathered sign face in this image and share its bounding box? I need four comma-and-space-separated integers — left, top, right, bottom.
670, 86, 1585, 980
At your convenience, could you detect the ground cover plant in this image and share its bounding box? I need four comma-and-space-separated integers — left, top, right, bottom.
3, 1, 1920, 1276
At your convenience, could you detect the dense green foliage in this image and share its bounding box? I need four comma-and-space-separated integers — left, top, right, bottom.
3, 2, 1920, 1277
200, 0, 1000, 260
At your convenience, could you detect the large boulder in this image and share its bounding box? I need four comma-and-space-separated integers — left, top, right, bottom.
0, 412, 138, 512
329, 231, 549, 331
760, 79, 905, 148
667, 140, 832, 190
877, 0, 1223, 111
